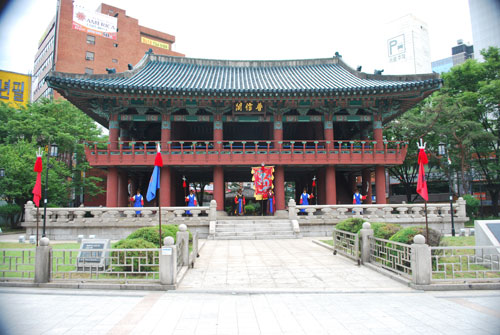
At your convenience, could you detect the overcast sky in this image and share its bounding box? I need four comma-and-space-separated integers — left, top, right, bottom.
0, 0, 473, 75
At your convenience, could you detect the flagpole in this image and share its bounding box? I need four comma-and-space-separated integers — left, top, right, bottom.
424, 200, 429, 242
36, 206, 39, 246
158, 168, 162, 247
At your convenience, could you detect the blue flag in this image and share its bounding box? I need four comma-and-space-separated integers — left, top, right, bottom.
146, 165, 160, 202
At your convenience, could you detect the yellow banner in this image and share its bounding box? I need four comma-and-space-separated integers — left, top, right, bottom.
0, 70, 31, 108
141, 36, 170, 50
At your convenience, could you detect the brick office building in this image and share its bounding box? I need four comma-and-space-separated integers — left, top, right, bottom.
32, 0, 183, 102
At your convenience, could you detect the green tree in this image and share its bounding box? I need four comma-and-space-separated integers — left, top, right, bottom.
384, 102, 440, 202
438, 47, 500, 213
0, 99, 105, 223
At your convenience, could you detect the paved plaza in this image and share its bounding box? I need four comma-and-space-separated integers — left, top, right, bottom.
180, 239, 412, 292
0, 238, 499, 334
1, 287, 499, 334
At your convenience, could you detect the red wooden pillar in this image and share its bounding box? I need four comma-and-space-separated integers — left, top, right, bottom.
213, 166, 224, 211
106, 167, 118, 207
117, 170, 129, 207
214, 115, 223, 150
274, 165, 285, 210
373, 115, 383, 150
161, 114, 171, 148
375, 165, 386, 204
325, 165, 337, 205
362, 168, 372, 204
273, 115, 283, 148
109, 114, 119, 150
160, 167, 171, 207
324, 119, 334, 141
318, 168, 326, 205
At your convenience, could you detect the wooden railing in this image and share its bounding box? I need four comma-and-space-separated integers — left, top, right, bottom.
84, 139, 408, 166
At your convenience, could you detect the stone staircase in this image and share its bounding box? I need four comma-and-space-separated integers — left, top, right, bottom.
213, 216, 299, 240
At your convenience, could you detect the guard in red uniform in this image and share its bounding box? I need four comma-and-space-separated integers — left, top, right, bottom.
234, 189, 245, 216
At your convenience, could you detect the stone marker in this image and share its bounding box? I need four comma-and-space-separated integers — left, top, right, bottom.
29, 235, 36, 244
18, 235, 25, 243
77, 235, 84, 243
77, 239, 110, 271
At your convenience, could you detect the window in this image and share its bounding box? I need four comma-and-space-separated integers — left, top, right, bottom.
112, 59, 118, 63
85, 68, 94, 75
86, 35, 95, 45
85, 51, 94, 61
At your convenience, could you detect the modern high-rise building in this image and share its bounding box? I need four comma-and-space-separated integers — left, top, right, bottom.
469, 0, 500, 62
432, 39, 474, 74
32, 0, 184, 102
384, 14, 432, 75
451, 39, 474, 65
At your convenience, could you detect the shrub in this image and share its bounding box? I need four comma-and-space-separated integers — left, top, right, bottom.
369, 222, 402, 240
463, 194, 479, 219
335, 218, 365, 233
126, 225, 191, 247
112, 238, 157, 272
0, 204, 22, 228
389, 226, 442, 246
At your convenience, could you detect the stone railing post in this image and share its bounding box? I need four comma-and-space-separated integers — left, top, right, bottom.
35, 237, 51, 284
456, 197, 466, 218
411, 234, 431, 285
176, 224, 189, 266
288, 199, 297, 220
24, 201, 35, 223
160, 236, 177, 285
359, 222, 374, 264
209, 200, 217, 221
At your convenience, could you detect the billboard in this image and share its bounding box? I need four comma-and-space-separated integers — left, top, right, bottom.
72, 3, 118, 40
0, 70, 31, 108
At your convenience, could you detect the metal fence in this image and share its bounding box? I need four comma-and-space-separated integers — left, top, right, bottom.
430, 246, 500, 282
0, 249, 35, 280
332, 228, 360, 263
51, 248, 159, 282
368, 236, 412, 279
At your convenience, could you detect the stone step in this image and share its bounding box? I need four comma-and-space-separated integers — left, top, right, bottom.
214, 234, 297, 240
215, 226, 293, 233
215, 230, 293, 237
215, 223, 292, 228
217, 220, 291, 224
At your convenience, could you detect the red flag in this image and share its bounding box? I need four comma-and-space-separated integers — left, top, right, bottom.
416, 148, 428, 201
32, 156, 43, 207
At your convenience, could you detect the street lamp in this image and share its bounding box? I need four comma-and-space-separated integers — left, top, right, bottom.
42, 143, 58, 237
439, 142, 455, 236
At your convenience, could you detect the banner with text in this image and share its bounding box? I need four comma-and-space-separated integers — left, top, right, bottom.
72, 3, 117, 40
251, 166, 274, 200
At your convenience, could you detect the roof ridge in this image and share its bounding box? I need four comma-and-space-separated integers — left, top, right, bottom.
149, 54, 341, 68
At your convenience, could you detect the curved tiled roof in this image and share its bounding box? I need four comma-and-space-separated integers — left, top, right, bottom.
46, 52, 441, 95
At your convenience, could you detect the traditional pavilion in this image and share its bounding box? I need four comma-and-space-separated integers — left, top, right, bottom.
46, 51, 441, 211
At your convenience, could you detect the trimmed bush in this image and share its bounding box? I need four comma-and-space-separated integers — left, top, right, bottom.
335, 218, 365, 233
463, 194, 479, 219
112, 238, 157, 272
389, 226, 442, 246
369, 222, 402, 240
126, 225, 191, 247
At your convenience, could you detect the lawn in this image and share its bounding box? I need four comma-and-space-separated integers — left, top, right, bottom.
433, 235, 500, 281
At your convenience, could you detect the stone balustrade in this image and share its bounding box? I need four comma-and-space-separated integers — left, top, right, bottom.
288, 197, 468, 235
22, 197, 467, 240
22, 201, 215, 240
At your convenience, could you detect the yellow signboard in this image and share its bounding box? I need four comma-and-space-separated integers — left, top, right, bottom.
0, 70, 31, 108
141, 36, 170, 50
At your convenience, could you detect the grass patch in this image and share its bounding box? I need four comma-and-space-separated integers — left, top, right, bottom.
440, 236, 475, 247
